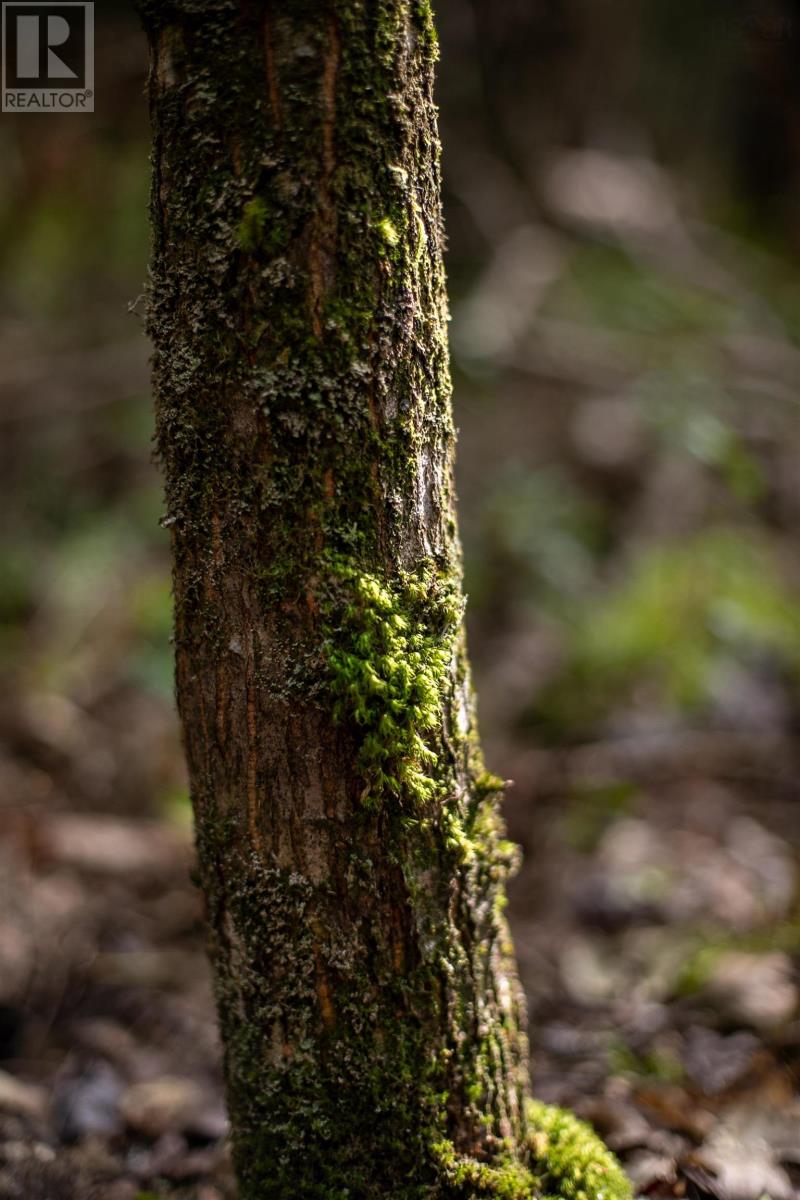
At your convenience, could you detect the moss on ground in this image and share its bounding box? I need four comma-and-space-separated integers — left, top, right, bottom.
434, 1100, 632, 1199
526, 1100, 631, 1200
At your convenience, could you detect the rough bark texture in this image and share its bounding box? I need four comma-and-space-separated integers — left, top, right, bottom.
140, 3, 632, 1198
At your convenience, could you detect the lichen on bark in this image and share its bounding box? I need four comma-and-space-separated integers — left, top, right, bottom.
138, 0, 632, 1196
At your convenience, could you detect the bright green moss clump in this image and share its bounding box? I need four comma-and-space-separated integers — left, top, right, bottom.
431, 1099, 631, 1200
527, 1100, 632, 1200
434, 1139, 538, 1198
376, 215, 400, 246
325, 559, 461, 809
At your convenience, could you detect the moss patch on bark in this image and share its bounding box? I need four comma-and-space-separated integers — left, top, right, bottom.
324, 558, 461, 808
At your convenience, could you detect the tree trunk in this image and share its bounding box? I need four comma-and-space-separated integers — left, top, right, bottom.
139, 3, 630, 1197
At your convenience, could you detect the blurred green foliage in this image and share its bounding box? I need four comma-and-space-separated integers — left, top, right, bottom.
560, 781, 638, 854
674, 919, 800, 998
464, 466, 609, 614
0, 114, 172, 723
607, 1037, 686, 1085
526, 528, 800, 738
546, 243, 737, 339
1, 144, 149, 320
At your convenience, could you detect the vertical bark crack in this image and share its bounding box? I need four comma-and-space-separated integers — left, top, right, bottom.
308, 17, 340, 337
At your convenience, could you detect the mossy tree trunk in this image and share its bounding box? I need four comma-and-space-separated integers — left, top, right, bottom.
139, 4, 630, 1198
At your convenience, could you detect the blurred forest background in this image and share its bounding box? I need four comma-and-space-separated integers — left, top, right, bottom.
2, 2, 800, 1197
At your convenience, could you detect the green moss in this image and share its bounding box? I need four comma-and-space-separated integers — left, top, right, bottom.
527, 1100, 632, 1200
324, 558, 461, 809
432, 1100, 631, 1200
434, 1139, 538, 1198
414, 0, 439, 53
376, 215, 400, 246
236, 196, 269, 251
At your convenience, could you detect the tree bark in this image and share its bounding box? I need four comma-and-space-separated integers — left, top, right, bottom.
139, 3, 630, 1198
